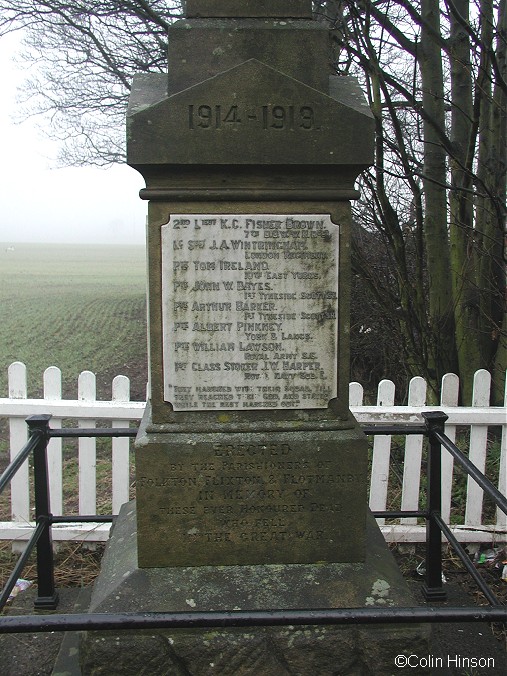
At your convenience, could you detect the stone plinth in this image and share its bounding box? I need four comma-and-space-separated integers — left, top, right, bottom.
136, 405, 367, 567
80, 501, 431, 675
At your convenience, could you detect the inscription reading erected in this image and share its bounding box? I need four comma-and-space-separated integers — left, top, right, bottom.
161, 214, 339, 410
136, 437, 366, 565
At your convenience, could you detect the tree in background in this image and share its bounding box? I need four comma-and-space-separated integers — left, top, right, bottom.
323, 0, 505, 403
0, 1, 183, 165
1, 0, 505, 402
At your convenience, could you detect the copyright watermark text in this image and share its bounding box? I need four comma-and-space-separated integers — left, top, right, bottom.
395, 654, 496, 669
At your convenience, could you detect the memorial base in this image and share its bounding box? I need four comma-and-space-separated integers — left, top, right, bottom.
135, 405, 369, 567
79, 502, 431, 675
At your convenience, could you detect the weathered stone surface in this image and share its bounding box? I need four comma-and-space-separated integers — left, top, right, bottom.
174, 2, 320, 96
127, 0, 374, 583
128, 61, 374, 168
98, 1, 401, 672
147, 201, 353, 426
80, 502, 431, 675
186, 0, 313, 18
126, 2, 374, 432
161, 213, 339, 411
135, 407, 367, 567
167, 19, 330, 94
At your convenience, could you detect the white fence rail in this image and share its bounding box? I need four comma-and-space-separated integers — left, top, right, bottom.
1, 362, 506, 545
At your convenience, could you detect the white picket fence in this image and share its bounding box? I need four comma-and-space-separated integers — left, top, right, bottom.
1, 362, 506, 545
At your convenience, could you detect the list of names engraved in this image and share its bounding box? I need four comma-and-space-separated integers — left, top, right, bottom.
161, 214, 339, 410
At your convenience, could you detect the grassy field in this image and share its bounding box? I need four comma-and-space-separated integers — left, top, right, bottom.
0, 243, 148, 400
0, 244, 502, 526
1, 247, 505, 630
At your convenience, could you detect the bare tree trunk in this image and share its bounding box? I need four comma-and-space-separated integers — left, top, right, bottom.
478, 0, 507, 403
419, 0, 458, 382
448, 0, 482, 404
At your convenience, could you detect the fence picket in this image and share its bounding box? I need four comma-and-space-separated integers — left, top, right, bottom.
440, 373, 459, 524
400, 377, 427, 523
112, 376, 131, 514
1, 363, 506, 545
465, 370, 491, 526
7, 362, 29, 524
78, 371, 97, 516
369, 379, 395, 523
349, 382, 363, 407
44, 367, 63, 516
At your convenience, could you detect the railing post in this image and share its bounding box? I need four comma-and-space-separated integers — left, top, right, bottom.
422, 411, 448, 601
26, 415, 59, 610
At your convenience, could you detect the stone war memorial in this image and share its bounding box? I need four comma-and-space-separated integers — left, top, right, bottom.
80, 2, 431, 673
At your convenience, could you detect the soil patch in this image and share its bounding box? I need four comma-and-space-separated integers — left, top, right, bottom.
0, 543, 505, 675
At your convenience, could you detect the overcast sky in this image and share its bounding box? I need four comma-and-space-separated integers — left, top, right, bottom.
0, 32, 147, 245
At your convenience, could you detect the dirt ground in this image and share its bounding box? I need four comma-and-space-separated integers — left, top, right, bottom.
0, 548, 505, 676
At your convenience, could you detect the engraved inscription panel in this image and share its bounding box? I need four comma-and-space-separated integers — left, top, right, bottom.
161, 214, 339, 410
136, 431, 367, 567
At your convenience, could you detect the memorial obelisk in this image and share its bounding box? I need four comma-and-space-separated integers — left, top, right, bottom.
79, 3, 431, 673
129, 0, 372, 568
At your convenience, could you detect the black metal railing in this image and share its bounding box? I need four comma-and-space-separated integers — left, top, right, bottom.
0, 412, 505, 633
0, 415, 137, 610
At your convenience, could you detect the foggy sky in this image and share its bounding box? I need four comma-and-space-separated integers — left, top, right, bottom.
0, 33, 147, 245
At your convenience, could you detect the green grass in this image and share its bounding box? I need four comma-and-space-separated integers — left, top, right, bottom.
0, 244, 147, 520
0, 244, 145, 521
0, 244, 501, 529
0, 243, 147, 400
